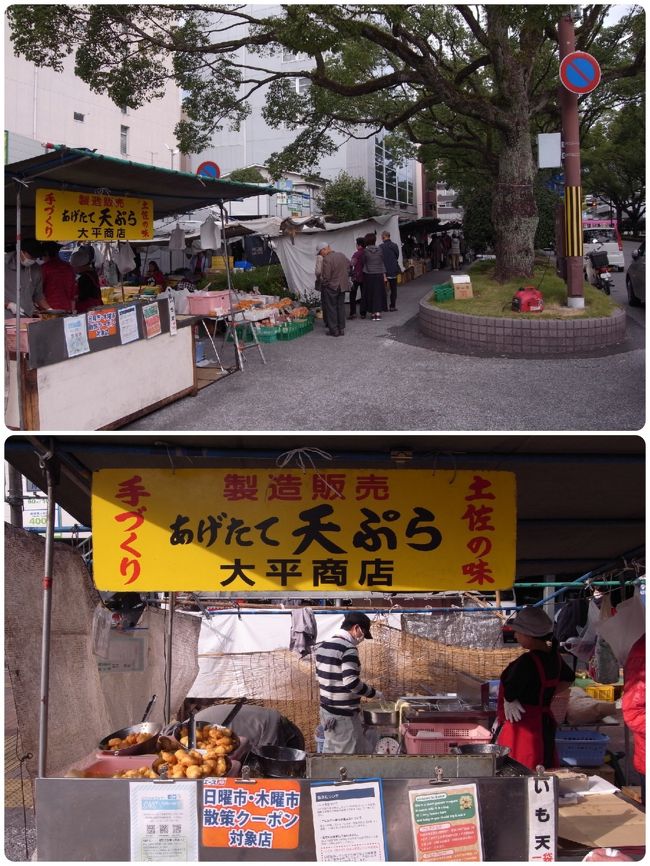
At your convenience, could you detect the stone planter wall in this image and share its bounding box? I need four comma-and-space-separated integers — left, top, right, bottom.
418, 297, 627, 355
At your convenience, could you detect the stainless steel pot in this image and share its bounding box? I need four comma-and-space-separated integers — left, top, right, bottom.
361, 703, 399, 727
451, 743, 510, 769
98, 721, 162, 756
251, 745, 307, 778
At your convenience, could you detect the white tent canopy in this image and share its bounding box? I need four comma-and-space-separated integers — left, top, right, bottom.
271, 214, 402, 299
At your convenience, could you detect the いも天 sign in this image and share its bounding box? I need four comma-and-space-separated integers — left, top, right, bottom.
560, 51, 601, 95
91, 468, 517, 592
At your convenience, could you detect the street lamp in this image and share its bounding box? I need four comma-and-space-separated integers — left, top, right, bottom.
164, 143, 180, 170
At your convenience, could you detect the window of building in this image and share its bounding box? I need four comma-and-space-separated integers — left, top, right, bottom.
295, 77, 311, 96
73, 112, 85, 122
374, 137, 413, 205
120, 125, 129, 156
282, 49, 308, 63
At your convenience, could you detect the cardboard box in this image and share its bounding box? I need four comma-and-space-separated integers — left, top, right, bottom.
451, 274, 473, 299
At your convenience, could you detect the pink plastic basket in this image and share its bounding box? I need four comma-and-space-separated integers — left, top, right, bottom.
402, 722, 492, 755
187, 291, 231, 316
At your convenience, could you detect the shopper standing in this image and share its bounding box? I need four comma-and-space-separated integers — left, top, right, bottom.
349, 237, 366, 319
380, 230, 401, 311
362, 232, 387, 321
319, 243, 350, 337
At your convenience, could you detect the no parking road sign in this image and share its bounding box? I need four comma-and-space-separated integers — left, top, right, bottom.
560, 51, 601, 94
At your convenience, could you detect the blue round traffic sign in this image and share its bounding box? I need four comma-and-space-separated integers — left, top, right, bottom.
560, 51, 601, 95
196, 161, 221, 179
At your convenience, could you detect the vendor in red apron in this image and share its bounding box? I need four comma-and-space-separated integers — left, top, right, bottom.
496, 606, 574, 771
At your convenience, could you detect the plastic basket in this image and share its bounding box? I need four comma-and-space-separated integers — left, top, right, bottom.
402, 722, 491, 755
556, 729, 609, 767
434, 282, 454, 302
226, 323, 255, 343
256, 325, 278, 343
583, 685, 620, 702
188, 290, 231, 316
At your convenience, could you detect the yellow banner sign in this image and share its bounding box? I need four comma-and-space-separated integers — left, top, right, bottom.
35, 188, 154, 241
92, 469, 517, 592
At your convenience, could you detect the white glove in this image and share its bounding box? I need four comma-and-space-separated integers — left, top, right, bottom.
374, 690, 384, 701
504, 699, 526, 723
6, 302, 17, 314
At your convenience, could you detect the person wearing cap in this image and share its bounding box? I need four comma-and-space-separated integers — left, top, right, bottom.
41, 242, 77, 312
315, 612, 382, 753
70, 246, 103, 313
319, 242, 350, 337
4, 238, 50, 317
495, 606, 574, 770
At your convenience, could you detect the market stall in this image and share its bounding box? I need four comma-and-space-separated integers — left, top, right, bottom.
4, 146, 277, 430
4, 436, 645, 862
399, 217, 464, 279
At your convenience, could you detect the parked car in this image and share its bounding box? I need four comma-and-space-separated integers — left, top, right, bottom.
626, 241, 645, 307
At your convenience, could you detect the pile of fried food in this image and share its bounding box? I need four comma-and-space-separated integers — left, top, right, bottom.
149, 748, 230, 779
106, 731, 152, 750
177, 724, 238, 755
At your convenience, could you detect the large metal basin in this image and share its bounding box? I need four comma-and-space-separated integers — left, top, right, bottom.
98, 722, 161, 756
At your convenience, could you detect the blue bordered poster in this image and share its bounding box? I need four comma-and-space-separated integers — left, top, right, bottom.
310, 778, 387, 861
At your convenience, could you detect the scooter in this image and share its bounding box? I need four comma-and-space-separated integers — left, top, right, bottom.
585, 249, 614, 295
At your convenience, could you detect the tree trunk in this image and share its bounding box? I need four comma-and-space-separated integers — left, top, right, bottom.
492, 124, 538, 282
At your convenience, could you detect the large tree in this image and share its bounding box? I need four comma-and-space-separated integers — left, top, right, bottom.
582, 103, 646, 233
8, 4, 644, 280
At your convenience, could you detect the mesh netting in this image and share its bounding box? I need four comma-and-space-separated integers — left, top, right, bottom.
189, 621, 522, 749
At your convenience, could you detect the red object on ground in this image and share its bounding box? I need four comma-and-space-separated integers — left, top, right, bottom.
622, 634, 645, 776
512, 286, 544, 313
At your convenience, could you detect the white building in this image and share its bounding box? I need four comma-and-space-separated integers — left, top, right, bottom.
190, 5, 423, 219
4, 23, 182, 168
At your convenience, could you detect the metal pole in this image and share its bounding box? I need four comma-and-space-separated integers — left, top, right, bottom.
38, 452, 57, 778
164, 591, 176, 724
558, 12, 585, 308
6, 464, 24, 527
218, 201, 244, 370
15, 185, 25, 430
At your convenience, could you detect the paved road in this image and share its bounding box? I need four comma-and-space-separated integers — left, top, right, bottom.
127, 251, 644, 432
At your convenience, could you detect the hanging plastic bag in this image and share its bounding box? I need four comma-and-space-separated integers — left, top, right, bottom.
597, 587, 645, 666
587, 594, 621, 684
562, 598, 600, 660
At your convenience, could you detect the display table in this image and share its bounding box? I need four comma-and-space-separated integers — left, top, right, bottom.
5, 300, 198, 430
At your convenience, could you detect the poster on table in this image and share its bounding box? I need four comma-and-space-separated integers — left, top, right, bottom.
168, 294, 178, 336
408, 783, 484, 861
142, 302, 162, 339
63, 314, 90, 357
310, 780, 387, 861
35, 188, 153, 241
129, 781, 198, 861
527, 776, 556, 861
87, 308, 118, 340
118, 305, 140, 344
202, 778, 301, 850
91, 468, 516, 592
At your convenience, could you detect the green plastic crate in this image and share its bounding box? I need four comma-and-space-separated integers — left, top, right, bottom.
434, 282, 454, 302
256, 326, 278, 343
226, 323, 254, 343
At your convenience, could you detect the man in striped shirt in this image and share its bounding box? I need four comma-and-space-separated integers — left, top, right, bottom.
316, 612, 382, 753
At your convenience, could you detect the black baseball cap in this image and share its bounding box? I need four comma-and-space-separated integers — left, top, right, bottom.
342, 612, 373, 639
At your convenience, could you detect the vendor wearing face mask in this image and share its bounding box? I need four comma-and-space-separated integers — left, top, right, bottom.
496, 606, 574, 771
315, 612, 382, 754
4, 238, 51, 317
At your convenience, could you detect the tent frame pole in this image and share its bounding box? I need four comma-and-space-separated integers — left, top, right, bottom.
164, 592, 176, 725
15, 184, 25, 430
37, 449, 57, 777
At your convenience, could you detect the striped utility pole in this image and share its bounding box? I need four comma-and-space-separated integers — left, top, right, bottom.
558, 11, 585, 308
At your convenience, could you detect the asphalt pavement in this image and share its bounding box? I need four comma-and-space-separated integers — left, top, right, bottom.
127, 249, 644, 432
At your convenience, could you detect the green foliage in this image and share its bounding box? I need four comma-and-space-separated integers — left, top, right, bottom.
196, 265, 292, 299
456, 186, 494, 254
228, 167, 267, 184
582, 102, 646, 232
315, 172, 377, 222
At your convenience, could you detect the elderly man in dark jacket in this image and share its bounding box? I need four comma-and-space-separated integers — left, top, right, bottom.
320, 243, 350, 336
380, 231, 401, 311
